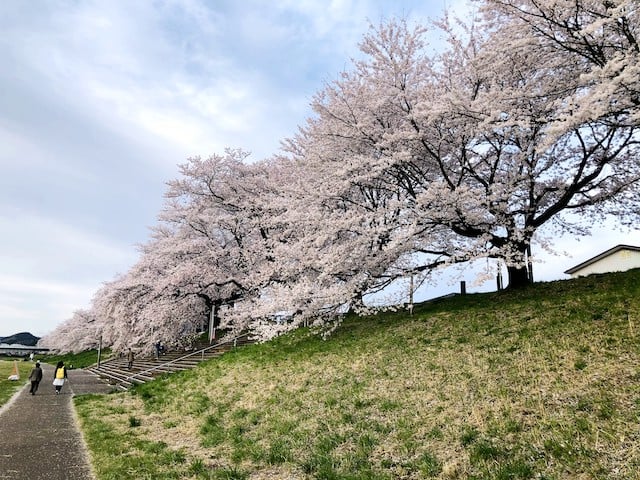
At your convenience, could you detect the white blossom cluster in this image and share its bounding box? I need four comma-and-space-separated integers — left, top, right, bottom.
40, 0, 640, 353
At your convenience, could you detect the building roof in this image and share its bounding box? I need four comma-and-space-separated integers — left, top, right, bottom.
564, 244, 640, 275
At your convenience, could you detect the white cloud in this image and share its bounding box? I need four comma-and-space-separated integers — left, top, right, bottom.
0, 211, 139, 336
0, 276, 96, 337
2, 1, 305, 161
0, 211, 138, 281
0, 275, 91, 299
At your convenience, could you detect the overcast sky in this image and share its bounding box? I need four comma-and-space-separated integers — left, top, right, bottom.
1, 0, 639, 338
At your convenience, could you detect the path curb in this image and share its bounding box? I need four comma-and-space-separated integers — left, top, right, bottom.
0, 363, 114, 480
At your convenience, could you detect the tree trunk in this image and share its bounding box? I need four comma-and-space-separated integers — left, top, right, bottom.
212, 300, 222, 329
506, 264, 531, 289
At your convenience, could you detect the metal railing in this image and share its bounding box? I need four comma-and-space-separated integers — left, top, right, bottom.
97, 333, 251, 388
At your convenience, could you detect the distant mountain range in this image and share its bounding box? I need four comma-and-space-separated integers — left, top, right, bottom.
0, 332, 40, 346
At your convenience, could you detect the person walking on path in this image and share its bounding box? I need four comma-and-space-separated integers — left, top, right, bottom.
0, 363, 114, 480
28, 361, 43, 395
53, 361, 67, 394
127, 348, 134, 369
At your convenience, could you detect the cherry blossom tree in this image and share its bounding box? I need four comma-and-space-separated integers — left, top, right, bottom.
285, 13, 640, 289
158, 150, 302, 326
87, 259, 209, 355
38, 309, 101, 353
478, 0, 640, 125
40, 150, 287, 352
41, 3, 640, 350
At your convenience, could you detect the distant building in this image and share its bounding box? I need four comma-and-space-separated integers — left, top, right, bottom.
0, 344, 50, 356
564, 244, 640, 278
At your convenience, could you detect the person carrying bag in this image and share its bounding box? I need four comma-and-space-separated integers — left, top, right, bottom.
53, 361, 68, 394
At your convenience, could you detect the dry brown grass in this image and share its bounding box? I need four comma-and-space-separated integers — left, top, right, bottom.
76, 270, 640, 479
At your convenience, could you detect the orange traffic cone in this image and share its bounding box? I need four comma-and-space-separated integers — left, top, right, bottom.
8, 360, 20, 381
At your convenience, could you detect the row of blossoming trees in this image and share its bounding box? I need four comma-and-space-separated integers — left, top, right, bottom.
41, 0, 640, 353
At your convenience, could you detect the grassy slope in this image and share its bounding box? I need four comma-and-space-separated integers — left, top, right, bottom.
75, 269, 640, 480
39, 348, 110, 369
0, 360, 33, 407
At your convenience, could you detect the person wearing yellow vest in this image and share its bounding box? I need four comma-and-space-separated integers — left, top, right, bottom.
53, 361, 67, 394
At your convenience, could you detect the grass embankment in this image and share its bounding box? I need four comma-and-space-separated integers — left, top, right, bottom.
0, 360, 34, 407
75, 269, 640, 479
40, 348, 110, 369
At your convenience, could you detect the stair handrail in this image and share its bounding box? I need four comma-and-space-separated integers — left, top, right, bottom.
109, 332, 252, 385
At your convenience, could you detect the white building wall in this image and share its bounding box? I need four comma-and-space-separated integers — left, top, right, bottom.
569, 249, 640, 278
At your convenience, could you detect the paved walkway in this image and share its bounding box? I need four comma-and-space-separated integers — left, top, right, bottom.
0, 363, 114, 480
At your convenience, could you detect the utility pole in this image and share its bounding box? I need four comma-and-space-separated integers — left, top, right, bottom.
97, 333, 102, 367
209, 306, 216, 343
409, 272, 414, 315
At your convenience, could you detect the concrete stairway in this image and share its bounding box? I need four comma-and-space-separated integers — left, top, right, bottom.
86, 333, 253, 391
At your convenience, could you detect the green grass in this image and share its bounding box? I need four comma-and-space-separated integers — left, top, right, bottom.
74, 269, 640, 479
39, 348, 111, 369
0, 360, 34, 407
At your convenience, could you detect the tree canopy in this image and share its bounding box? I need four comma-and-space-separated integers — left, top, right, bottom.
41, 0, 640, 353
